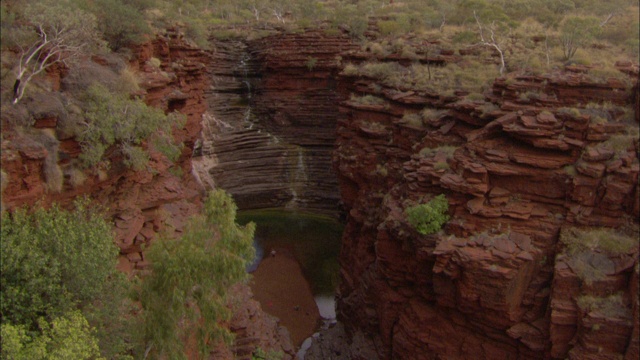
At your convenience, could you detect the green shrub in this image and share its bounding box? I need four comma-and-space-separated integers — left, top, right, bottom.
452, 30, 477, 44
405, 194, 450, 235
252, 347, 284, 360
90, 0, 152, 50
72, 83, 184, 169
378, 20, 404, 36
306, 56, 318, 71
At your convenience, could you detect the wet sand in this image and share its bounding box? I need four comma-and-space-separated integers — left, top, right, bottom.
249, 248, 321, 347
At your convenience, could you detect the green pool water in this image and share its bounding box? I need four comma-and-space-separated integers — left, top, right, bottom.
237, 209, 343, 296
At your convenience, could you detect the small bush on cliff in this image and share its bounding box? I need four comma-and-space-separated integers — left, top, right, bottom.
138, 189, 255, 358
405, 194, 450, 235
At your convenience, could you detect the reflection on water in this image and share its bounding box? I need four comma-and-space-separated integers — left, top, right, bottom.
314, 296, 336, 321
246, 237, 264, 272
238, 209, 343, 296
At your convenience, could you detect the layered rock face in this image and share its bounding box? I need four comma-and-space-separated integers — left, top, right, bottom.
193, 31, 357, 215
333, 59, 639, 359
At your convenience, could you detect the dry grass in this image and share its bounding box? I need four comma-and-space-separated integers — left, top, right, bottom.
349, 94, 386, 106
561, 226, 638, 284
117, 66, 140, 94
1, 169, 8, 193
400, 113, 423, 128
577, 293, 631, 319
44, 157, 63, 193
561, 227, 638, 256
66, 167, 87, 188
419, 145, 458, 158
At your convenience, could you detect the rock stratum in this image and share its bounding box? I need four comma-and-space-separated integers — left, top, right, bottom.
193, 30, 357, 216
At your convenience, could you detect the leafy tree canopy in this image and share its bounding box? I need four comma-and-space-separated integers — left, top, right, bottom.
138, 189, 256, 359
0, 199, 118, 329
0, 199, 130, 359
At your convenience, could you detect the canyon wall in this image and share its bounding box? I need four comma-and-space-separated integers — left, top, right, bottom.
331, 53, 639, 359
2, 26, 638, 360
193, 30, 357, 216
1, 29, 208, 271
0, 29, 294, 359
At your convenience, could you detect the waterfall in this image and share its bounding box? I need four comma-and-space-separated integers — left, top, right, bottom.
286, 147, 308, 210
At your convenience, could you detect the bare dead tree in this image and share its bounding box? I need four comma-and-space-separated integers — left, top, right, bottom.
474, 10, 506, 76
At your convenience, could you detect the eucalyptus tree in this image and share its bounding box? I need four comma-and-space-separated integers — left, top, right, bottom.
7, 0, 101, 104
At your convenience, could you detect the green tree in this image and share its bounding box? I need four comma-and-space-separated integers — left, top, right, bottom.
0, 199, 131, 359
560, 15, 601, 60
0, 200, 118, 329
139, 189, 255, 359
405, 194, 450, 235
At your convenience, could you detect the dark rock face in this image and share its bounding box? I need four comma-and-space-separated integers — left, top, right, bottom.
193, 31, 357, 216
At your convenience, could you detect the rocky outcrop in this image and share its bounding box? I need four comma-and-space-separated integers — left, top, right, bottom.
1, 28, 209, 271
333, 61, 639, 359
193, 30, 357, 216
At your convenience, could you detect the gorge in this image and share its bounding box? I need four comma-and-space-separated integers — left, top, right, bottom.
1, 23, 638, 360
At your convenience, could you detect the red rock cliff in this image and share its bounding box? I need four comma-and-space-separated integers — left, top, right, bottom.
332, 56, 639, 359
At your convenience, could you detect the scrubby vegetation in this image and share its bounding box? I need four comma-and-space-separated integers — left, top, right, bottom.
406, 194, 450, 235
71, 83, 185, 170
560, 226, 638, 284
0, 199, 129, 359
0, 190, 256, 359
